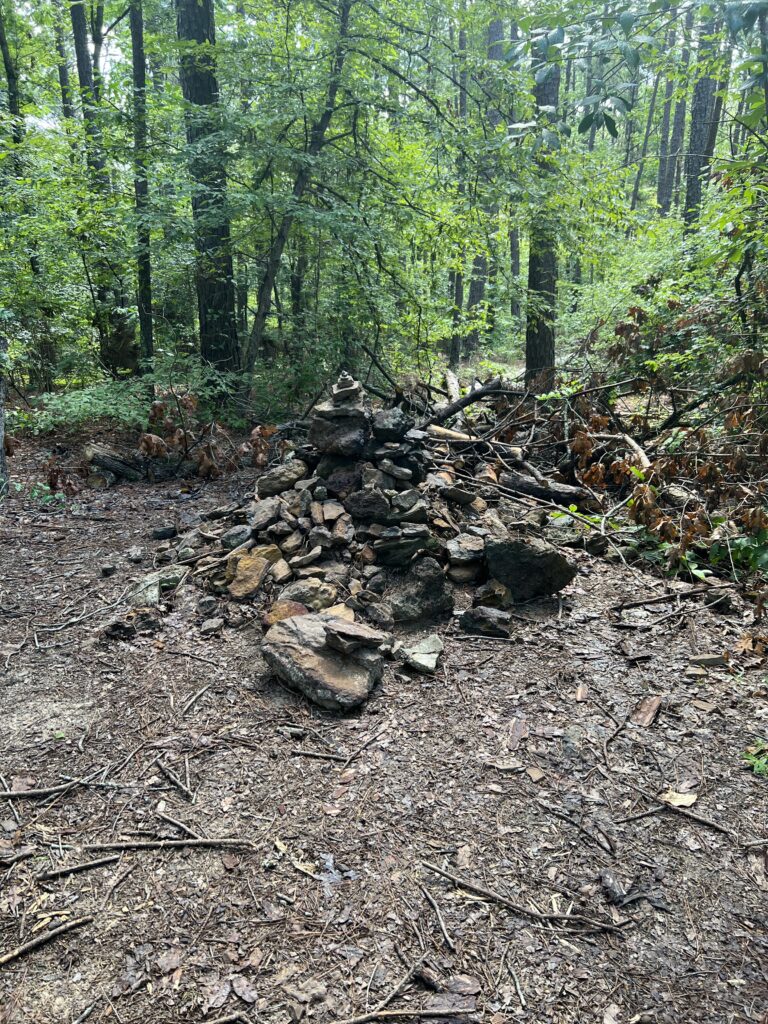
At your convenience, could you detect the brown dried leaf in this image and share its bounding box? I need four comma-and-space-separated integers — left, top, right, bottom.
630, 695, 662, 728
232, 975, 259, 1004
659, 789, 698, 808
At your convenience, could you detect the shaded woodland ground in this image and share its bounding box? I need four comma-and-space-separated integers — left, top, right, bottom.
1, 427, 766, 1024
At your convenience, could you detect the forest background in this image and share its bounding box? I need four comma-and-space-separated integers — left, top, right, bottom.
0, 0, 766, 438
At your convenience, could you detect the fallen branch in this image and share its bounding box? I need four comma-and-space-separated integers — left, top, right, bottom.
85, 838, 254, 853
422, 860, 624, 933
419, 377, 503, 428
0, 915, 93, 967
334, 958, 424, 1024
419, 883, 456, 950
37, 855, 120, 882
498, 468, 597, 510
614, 584, 731, 611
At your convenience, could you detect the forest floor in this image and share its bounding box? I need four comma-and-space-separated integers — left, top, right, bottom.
1, 432, 767, 1024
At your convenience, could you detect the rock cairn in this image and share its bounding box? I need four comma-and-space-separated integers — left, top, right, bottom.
147, 373, 577, 709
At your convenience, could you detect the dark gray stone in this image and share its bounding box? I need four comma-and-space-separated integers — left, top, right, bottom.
344, 487, 391, 523
388, 557, 453, 623
256, 460, 309, 497
485, 534, 577, 601
221, 524, 253, 551
372, 407, 415, 441
459, 606, 511, 638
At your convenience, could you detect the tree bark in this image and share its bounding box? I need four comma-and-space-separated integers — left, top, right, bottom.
130, 0, 153, 368
656, 23, 676, 211
176, 0, 240, 372
0, 334, 8, 499
684, 18, 718, 226
659, 8, 694, 215
245, 0, 352, 371
525, 55, 561, 390
630, 73, 661, 211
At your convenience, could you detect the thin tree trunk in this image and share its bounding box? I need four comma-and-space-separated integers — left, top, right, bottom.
656, 23, 676, 210
684, 18, 718, 225
525, 55, 561, 389
245, 0, 352, 371
130, 0, 153, 369
54, 17, 76, 121
630, 73, 661, 211
176, 0, 240, 372
660, 8, 694, 215
0, 334, 7, 498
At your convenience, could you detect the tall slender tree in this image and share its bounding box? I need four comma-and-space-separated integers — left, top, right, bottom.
176, 0, 239, 372
130, 0, 153, 368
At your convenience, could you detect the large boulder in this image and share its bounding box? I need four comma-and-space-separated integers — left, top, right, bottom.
262, 614, 389, 711
484, 534, 576, 601
387, 557, 453, 623
257, 460, 309, 497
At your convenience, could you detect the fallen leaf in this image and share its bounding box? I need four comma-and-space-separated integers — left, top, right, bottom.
659, 789, 698, 808
574, 683, 589, 702
444, 974, 481, 996
201, 977, 231, 1013
526, 766, 545, 783
456, 844, 472, 868
604, 1003, 622, 1024
221, 852, 239, 871
688, 653, 728, 667
630, 694, 662, 728
156, 948, 183, 975
486, 756, 524, 773
232, 975, 259, 1003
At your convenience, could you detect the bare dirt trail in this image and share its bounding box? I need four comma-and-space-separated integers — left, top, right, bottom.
1, 437, 767, 1024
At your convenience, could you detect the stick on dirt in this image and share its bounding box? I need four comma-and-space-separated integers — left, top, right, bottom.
422, 860, 623, 932
37, 855, 120, 882
85, 838, 254, 853
334, 958, 424, 1024
419, 883, 456, 950
0, 915, 93, 967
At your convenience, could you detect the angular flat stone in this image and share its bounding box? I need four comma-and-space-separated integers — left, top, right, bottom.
324, 618, 388, 654
257, 460, 309, 497
459, 606, 511, 637
250, 497, 282, 531
228, 553, 271, 600
446, 534, 485, 565
388, 556, 453, 622
372, 407, 415, 441
280, 578, 338, 611
221, 524, 252, 550
262, 600, 309, 627
403, 634, 444, 674
262, 614, 388, 711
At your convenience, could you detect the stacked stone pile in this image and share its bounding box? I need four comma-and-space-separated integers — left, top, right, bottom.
144, 373, 578, 708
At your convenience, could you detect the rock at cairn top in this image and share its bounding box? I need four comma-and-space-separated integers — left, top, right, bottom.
332, 370, 363, 406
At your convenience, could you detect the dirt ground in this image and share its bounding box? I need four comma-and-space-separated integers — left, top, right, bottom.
1, 435, 767, 1024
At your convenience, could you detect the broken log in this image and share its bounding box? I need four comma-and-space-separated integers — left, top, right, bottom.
84, 442, 145, 482
419, 377, 504, 429
499, 468, 597, 510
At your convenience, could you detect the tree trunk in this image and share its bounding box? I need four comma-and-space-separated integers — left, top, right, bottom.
630, 73, 661, 211
660, 8, 694, 215
130, 0, 153, 369
525, 56, 561, 390
656, 23, 676, 211
0, 334, 8, 499
684, 18, 718, 226
245, 0, 352, 371
54, 16, 76, 121
176, 0, 240, 372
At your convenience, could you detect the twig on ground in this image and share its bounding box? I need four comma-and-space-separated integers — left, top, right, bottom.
37, 855, 120, 882
158, 761, 194, 802
340, 726, 389, 771
334, 958, 424, 1024
613, 584, 731, 612
422, 860, 624, 933
86, 838, 254, 852
291, 749, 346, 763
156, 811, 202, 838
419, 883, 456, 950
0, 915, 93, 967
182, 683, 214, 715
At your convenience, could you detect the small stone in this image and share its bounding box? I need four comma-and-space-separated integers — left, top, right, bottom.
128, 566, 188, 607
262, 600, 309, 627
331, 371, 363, 405
388, 556, 453, 623
373, 525, 431, 567
151, 525, 177, 540
446, 534, 485, 565
198, 595, 219, 616
271, 559, 293, 584
309, 526, 336, 550
289, 545, 322, 568
324, 618, 388, 655
325, 603, 356, 622
281, 578, 338, 611
221, 524, 253, 551
250, 496, 282, 531
280, 529, 305, 556
200, 617, 224, 636
256, 460, 309, 497
344, 486, 391, 523
314, 485, 329, 501
378, 458, 412, 481
227, 553, 270, 600
447, 564, 481, 584
372, 407, 415, 441
403, 634, 444, 674
251, 544, 283, 564
126, 546, 144, 563
101, 563, 117, 578
322, 500, 346, 522
459, 606, 511, 638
